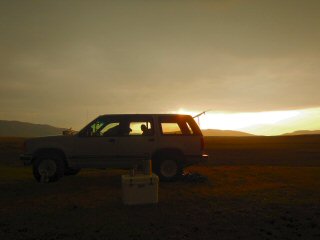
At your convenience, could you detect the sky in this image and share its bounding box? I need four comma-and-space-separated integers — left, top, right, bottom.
0, 0, 320, 135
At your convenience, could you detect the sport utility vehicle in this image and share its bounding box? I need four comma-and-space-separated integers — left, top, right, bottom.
21, 114, 208, 182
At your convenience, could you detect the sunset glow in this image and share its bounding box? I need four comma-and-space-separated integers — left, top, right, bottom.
175, 108, 320, 136
1, 1, 320, 136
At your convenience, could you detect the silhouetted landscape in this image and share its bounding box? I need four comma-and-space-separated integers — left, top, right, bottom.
0, 120, 66, 137
201, 129, 254, 136
283, 130, 320, 136
2, 120, 320, 137
0, 136, 319, 239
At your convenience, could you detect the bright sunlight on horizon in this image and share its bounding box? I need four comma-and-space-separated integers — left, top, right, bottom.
174, 108, 320, 136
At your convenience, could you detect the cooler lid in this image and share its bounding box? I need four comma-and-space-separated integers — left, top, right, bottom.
122, 173, 159, 184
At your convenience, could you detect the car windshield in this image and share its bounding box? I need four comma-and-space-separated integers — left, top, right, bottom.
79, 116, 122, 137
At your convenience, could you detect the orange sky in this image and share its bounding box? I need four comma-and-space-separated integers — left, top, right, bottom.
0, 0, 320, 135
175, 108, 320, 135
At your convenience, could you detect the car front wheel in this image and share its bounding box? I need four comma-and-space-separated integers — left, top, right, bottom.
33, 154, 64, 183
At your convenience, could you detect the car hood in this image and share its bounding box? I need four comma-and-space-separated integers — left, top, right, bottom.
25, 135, 75, 154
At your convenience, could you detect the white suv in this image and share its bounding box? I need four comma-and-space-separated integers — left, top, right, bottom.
21, 114, 208, 182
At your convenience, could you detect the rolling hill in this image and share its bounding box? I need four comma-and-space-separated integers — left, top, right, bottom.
283, 130, 320, 136
201, 129, 254, 137
0, 120, 66, 137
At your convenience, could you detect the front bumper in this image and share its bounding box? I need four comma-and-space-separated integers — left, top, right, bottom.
20, 154, 33, 166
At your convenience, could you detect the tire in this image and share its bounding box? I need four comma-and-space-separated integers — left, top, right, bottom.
64, 168, 81, 176
33, 153, 65, 183
154, 157, 183, 182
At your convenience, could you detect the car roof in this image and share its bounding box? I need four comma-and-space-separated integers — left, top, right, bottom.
98, 114, 192, 118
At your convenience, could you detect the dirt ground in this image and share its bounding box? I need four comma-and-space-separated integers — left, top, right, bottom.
0, 136, 320, 240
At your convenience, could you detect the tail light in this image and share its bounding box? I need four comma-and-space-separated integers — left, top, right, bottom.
200, 137, 205, 151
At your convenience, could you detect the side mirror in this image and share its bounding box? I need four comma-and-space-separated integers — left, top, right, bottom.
78, 128, 90, 137
63, 128, 77, 136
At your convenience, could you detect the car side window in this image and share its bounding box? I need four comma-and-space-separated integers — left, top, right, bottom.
186, 122, 194, 134
159, 116, 193, 135
120, 117, 154, 136
129, 121, 153, 136
161, 122, 183, 135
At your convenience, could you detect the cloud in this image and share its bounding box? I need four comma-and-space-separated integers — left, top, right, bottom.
0, 0, 320, 129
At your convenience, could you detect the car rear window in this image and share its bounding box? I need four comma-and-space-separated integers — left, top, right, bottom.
161, 122, 183, 135
159, 116, 202, 136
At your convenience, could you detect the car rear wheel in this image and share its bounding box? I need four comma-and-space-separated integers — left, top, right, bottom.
33, 154, 64, 183
155, 158, 182, 182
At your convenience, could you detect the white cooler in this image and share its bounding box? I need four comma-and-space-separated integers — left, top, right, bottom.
121, 173, 159, 205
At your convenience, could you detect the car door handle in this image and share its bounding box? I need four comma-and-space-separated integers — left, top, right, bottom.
148, 138, 155, 142
109, 138, 116, 143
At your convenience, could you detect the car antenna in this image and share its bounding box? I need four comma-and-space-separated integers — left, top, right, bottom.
193, 110, 211, 126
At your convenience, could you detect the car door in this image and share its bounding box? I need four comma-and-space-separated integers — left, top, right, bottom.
157, 115, 200, 156
70, 116, 123, 168
116, 116, 156, 168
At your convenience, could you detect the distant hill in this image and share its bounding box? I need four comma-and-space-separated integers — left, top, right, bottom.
201, 129, 254, 137
0, 120, 66, 137
283, 130, 320, 136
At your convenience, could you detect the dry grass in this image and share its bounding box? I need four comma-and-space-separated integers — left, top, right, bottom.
0, 136, 320, 239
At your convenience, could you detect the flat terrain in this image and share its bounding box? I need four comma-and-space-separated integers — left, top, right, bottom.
1, 136, 320, 240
